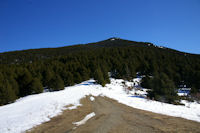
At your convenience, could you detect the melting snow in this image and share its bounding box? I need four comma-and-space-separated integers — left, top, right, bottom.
73, 112, 95, 127
90, 96, 95, 101
0, 78, 200, 133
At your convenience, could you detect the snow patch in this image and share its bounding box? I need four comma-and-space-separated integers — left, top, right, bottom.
73, 112, 95, 126
90, 96, 95, 101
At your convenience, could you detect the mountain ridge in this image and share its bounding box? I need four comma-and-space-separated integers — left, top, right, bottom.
0, 38, 199, 64
0, 38, 193, 54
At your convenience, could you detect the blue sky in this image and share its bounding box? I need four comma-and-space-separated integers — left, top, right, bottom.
0, 0, 200, 54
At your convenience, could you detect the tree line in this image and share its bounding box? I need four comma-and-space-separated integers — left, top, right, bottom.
0, 39, 200, 105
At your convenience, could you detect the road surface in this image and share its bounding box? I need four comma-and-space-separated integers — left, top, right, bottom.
28, 96, 200, 133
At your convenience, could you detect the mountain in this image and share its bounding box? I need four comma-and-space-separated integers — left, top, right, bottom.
0, 38, 200, 105
1, 38, 198, 64
0, 38, 151, 64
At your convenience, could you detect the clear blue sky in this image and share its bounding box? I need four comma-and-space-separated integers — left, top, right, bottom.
0, 0, 200, 54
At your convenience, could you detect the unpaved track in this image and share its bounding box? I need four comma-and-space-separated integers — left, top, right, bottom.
29, 96, 200, 133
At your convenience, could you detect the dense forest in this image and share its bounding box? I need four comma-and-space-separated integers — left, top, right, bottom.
0, 38, 200, 105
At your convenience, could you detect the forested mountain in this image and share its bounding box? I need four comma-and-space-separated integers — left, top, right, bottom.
0, 38, 200, 105
0, 38, 194, 64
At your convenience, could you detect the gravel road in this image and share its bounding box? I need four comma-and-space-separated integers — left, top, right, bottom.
28, 96, 200, 133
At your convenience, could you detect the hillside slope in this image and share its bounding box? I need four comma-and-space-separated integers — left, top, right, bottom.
0, 38, 200, 105
0, 38, 198, 64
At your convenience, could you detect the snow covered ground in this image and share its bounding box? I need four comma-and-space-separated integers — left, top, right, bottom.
0, 78, 200, 133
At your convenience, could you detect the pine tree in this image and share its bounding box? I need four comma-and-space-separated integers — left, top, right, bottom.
141, 76, 152, 88
7, 75, 19, 97
123, 63, 131, 80
0, 79, 17, 105
101, 65, 110, 84
94, 68, 106, 86
49, 75, 64, 91
42, 68, 54, 87
74, 72, 82, 83
148, 73, 177, 103
29, 78, 43, 94
65, 72, 74, 86
78, 66, 90, 81
18, 69, 33, 96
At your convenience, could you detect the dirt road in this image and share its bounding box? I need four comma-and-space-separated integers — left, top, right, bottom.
28, 96, 200, 133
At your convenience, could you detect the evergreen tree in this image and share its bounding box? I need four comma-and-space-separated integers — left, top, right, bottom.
141, 76, 152, 88
0, 79, 17, 105
78, 66, 90, 81
18, 69, 33, 96
101, 65, 110, 84
64, 72, 74, 86
94, 68, 106, 86
147, 73, 177, 103
29, 78, 43, 94
122, 63, 131, 80
74, 72, 82, 83
7, 76, 19, 96
42, 68, 54, 87
49, 75, 64, 91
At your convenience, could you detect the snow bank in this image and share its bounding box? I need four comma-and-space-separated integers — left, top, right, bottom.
0, 78, 200, 133
103, 79, 200, 123
73, 112, 95, 126
0, 80, 100, 133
